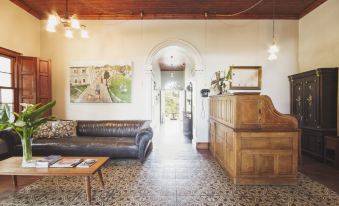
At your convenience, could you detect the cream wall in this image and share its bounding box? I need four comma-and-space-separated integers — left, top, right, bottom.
0, 0, 40, 56
299, 0, 339, 136
40, 20, 299, 142
299, 0, 339, 71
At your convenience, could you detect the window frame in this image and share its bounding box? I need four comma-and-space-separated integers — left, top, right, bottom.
0, 47, 22, 113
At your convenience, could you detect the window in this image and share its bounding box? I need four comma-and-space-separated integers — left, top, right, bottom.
82, 69, 86, 74
74, 79, 78, 84
0, 56, 15, 112
83, 79, 86, 83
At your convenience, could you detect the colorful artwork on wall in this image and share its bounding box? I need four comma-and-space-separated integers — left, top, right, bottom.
70, 64, 132, 103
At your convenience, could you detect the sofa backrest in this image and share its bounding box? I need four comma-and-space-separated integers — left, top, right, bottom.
76, 120, 150, 137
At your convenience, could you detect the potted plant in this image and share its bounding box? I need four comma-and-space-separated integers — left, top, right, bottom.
0, 101, 56, 166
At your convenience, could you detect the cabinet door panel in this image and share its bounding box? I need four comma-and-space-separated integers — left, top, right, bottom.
255, 154, 275, 175
303, 77, 319, 128
291, 80, 303, 117
215, 125, 225, 166
209, 121, 216, 155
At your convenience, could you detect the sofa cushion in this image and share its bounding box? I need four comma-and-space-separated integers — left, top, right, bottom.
33, 121, 53, 139
33, 120, 77, 139
76, 120, 146, 137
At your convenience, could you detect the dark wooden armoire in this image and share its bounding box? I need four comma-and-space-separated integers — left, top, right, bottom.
289, 68, 338, 160
17, 56, 52, 113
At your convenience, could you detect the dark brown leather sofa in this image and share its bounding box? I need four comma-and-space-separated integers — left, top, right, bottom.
2, 120, 153, 162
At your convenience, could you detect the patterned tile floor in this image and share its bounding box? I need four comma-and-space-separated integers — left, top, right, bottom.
0, 121, 338, 205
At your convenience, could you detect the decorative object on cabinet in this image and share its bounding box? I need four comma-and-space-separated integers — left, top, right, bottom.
289, 68, 338, 161
209, 94, 299, 185
183, 82, 193, 139
17, 57, 52, 113
229, 66, 262, 90
211, 69, 232, 94
69, 64, 132, 103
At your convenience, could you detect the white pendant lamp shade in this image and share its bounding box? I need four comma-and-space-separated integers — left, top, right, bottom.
268, 53, 278, 61
47, 14, 59, 27
268, 43, 279, 54
71, 18, 80, 29
46, 23, 56, 32
65, 27, 73, 39
80, 26, 89, 38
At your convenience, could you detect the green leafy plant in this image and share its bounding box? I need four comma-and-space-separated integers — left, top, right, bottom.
0, 101, 56, 163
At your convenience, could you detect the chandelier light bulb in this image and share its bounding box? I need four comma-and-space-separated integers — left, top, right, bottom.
80, 26, 89, 38
46, 24, 56, 32
65, 28, 73, 39
268, 53, 278, 61
71, 18, 81, 29
47, 14, 59, 27
268, 43, 279, 54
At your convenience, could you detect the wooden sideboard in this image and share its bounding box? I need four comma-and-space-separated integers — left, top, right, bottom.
209, 94, 300, 185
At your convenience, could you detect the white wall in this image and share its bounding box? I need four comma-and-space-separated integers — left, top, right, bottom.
299, 0, 339, 136
40, 20, 299, 142
299, 0, 339, 72
0, 0, 40, 56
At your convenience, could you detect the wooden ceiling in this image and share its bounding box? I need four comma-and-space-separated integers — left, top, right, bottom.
10, 0, 327, 20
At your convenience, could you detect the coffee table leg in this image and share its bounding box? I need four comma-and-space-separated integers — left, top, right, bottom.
12, 175, 18, 188
85, 176, 91, 203
97, 169, 104, 188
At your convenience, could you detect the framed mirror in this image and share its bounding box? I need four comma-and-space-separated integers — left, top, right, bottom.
229, 66, 262, 90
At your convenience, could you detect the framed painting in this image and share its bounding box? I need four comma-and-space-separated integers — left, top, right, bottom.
229, 66, 262, 90
70, 64, 132, 103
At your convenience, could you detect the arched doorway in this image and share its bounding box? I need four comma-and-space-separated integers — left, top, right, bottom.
145, 39, 204, 143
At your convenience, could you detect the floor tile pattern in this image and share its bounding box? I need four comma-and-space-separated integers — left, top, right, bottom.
0, 121, 338, 205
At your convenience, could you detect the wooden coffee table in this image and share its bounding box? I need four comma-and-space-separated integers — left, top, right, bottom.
0, 156, 109, 203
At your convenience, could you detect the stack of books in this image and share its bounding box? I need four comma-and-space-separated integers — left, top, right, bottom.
35, 155, 62, 168
27, 156, 98, 168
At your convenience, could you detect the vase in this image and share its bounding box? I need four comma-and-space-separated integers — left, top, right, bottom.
21, 137, 33, 167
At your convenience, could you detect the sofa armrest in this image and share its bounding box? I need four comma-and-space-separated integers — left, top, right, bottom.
135, 127, 153, 162
135, 127, 153, 146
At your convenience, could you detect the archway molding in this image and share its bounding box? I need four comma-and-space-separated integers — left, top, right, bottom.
144, 38, 204, 72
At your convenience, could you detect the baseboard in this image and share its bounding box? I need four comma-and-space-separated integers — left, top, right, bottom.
196, 142, 209, 150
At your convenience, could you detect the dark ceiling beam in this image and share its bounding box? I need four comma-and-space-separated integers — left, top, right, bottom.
10, 0, 42, 19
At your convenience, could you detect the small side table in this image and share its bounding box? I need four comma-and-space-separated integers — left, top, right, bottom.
324, 136, 339, 169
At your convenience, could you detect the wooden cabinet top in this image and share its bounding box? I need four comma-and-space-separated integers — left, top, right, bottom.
288, 67, 338, 80
210, 94, 299, 131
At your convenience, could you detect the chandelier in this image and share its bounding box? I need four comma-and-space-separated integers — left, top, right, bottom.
46, 0, 89, 39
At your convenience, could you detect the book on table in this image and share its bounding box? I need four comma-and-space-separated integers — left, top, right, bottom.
76, 159, 97, 168
50, 158, 83, 168
35, 155, 62, 168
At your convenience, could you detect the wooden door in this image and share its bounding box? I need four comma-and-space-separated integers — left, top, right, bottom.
37, 59, 51, 105
17, 56, 38, 109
